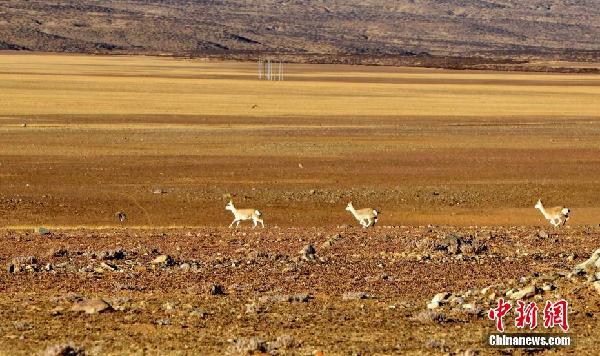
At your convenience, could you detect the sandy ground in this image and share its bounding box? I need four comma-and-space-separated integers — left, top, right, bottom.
1, 54, 600, 354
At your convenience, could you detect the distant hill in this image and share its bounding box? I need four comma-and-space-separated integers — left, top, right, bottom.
1, 0, 600, 62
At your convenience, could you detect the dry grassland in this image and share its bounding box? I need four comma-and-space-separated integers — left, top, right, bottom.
1, 53, 600, 228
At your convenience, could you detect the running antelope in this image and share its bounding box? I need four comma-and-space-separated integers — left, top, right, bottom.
225, 200, 264, 228
534, 199, 570, 227
345, 202, 379, 228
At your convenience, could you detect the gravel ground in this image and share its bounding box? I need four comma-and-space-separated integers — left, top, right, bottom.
1, 226, 599, 354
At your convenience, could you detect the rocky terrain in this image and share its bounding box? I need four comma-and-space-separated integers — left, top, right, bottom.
1, 226, 600, 354
1, 0, 600, 65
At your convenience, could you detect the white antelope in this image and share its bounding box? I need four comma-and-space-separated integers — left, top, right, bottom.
534, 199, 570, 227
225, 201, 264, 228
345, 202, 379, 228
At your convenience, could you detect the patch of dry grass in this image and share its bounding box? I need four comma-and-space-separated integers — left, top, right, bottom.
1, 54, 600, 118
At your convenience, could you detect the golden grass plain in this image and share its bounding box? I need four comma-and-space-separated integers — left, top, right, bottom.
1, 53, 600, 228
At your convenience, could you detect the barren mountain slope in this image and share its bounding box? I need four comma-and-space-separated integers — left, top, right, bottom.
1, 0, 600, 59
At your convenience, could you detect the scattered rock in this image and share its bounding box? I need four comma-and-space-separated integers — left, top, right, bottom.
52, 248, 69, 258
267, 335, 297, 352
209, 283, 225, 295
427, 292, 451, 309
153, 188, 167, 194
162, 302, 176, 311
424, 338, 449, 352
36, 227, 51, 235
229, 337, 267, 354
189, 308, 211, 318
245, 302, 264, 314
538, 230, 549, 238
322, 233, 342, 248
71, 298, 111, 314
40, 343, 84, 356
509, 285, 536, 300
155, 318, 171, 325
573, 248, 600, 273
413, 309, 446, 324
300, 244, 316, 261
342, 292, 368, 301
593, 281, 600, 295
100, 262, 118, 271
259, 294, 311, 303
13, 321, 33, 331
100, 249, 126, 260
115, 211, 127, 222
179, 263, 191, 271
151, 254, 174, 266
7, 256, 39, 273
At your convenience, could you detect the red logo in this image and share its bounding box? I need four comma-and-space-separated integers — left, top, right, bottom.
488, 299, 569, 332
488, 298, 512, 332
543, 300, 569, 332
515, 300, 539, 329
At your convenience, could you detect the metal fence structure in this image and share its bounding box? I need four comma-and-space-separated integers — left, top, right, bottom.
258, 59, 283, 81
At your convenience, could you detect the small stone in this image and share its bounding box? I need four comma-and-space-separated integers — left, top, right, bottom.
152, 254, 173, 265
162, 302, 176, 311
431, 292, 450, 303
13, 321, 33, 331
71, 298, 111, 314
542, 284, 555, 292
593, 281, 600, 295
267, 334, 297, 352
414, 309, 445, 323
574, 248, 600, 272
7, 263, 16, 273
342, 292, 368, 301
229, 337, 267, 354
427, 301, 440, 309
115, 212, 127, 222
36, 227, 51, 235
209, 283, 225, 295
180, 263, 191, 271
100, 262, 117, 271
510, 285, 536, 300
41, 343, 84, 356
538, 230, 548, 238
300, 244, 316, 261
156, 318, 171, 325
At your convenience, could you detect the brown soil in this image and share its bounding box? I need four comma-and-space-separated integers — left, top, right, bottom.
2, 55, 600, 354
1, 226, 599, 354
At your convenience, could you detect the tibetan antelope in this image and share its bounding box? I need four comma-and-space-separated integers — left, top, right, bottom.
225, 200, 264, 228
345, 202, 379, 228
534, 199, 570, 227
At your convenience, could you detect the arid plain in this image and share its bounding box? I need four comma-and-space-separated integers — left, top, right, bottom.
2, 54, 600, 228
2, 54, 600, 354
